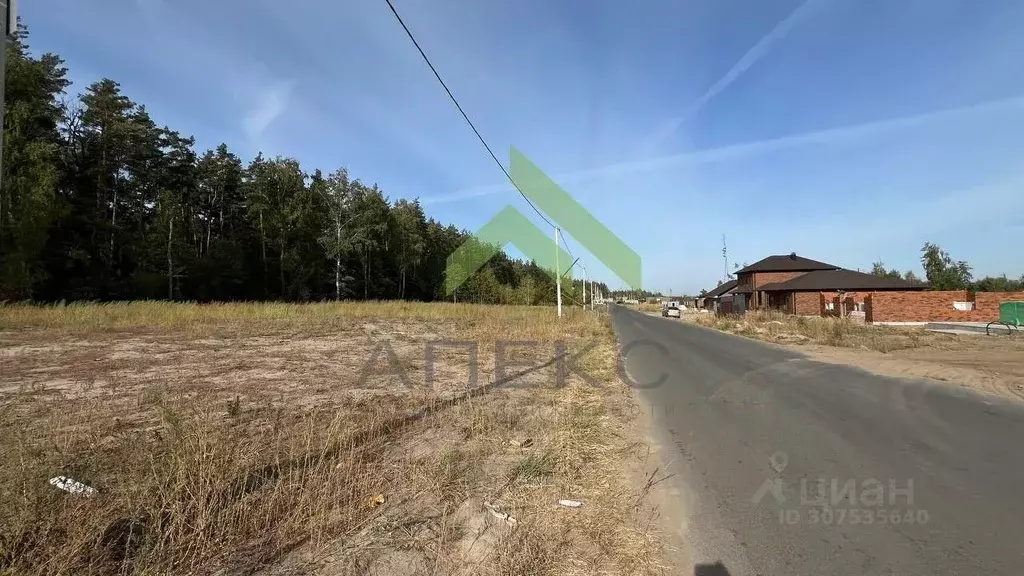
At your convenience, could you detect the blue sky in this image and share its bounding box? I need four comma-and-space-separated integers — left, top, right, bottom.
22, 0, 1024, 294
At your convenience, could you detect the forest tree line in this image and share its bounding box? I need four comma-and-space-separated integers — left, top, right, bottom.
870, 242, 1024, 292
0, 26, 610, 305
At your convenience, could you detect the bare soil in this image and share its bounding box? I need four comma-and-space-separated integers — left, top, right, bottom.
0, 302, 666, 575
798, 339, 1024, 402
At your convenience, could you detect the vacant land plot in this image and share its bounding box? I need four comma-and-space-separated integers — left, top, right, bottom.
0, 302, 665, 575
684, 311, 1024, 402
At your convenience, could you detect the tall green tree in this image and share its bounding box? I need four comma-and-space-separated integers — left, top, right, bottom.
348, 182, 391, 300
190, 144, 248, 300
0, 25, 69, 297
282, 167, 328, 300
920, 242, 973, 290
391, 199, 425, 299
973, 274, 1024, 293
318, 168, 359, 300
870, 261, 903, 280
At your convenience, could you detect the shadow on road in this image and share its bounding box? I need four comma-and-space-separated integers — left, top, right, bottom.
694, 561, 731, 575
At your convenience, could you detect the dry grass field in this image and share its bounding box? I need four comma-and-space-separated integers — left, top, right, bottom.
0, 301, 666, 575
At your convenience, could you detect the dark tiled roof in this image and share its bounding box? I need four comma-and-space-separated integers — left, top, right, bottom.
758, 269, 928, 292
735, 253, 840, 274
703, 279, 738, 298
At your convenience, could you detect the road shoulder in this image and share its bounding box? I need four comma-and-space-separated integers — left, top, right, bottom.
677, 312, 1024, 403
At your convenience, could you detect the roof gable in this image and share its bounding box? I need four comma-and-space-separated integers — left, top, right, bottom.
703, 279, 738, 298
735, 253, 840, 274
758, 269, 928, 292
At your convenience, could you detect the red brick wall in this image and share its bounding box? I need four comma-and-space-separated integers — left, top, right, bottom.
866, 291, 1024, 322
867, 291, 967, 322
820, 291, 868, 317
787, 291, 868, 316
793, 292, 820, 315
975, 292, 1024, 316
747, 272, 809, 309
753, 271, 807, 289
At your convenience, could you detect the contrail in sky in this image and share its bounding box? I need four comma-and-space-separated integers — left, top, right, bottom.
422, 95, 1024, 205
644, 0, 822, 150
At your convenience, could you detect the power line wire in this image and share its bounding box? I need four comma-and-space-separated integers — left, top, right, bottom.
384, 0, 593, 293
561, 257, 581, 279
561, 234, 577, 259
383, 0, 555, 229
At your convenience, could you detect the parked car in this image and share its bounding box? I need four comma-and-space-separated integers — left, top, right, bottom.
662, 301, 681, 318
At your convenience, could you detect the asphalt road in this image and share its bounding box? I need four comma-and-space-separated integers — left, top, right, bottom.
610, 305, 1024, 576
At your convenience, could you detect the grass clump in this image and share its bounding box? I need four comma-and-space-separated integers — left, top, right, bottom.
0, 402, 385, 574
509, 453, 555, 481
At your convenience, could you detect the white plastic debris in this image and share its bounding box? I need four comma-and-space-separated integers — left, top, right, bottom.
49, 476, 97, 496
557, 499, 583, 508
483, 500, 518, 526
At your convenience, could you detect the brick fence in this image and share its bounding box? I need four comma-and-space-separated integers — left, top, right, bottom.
865, 291, 1024, 323
820, 292, 869, 317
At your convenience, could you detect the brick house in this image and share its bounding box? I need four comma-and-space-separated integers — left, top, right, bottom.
758, 268, 928, 316
730, 253, 926, 315
698, 279, 738, 313
704, 253, 1024, 322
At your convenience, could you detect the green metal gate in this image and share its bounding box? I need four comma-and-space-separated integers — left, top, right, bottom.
999, 301, 1024, 327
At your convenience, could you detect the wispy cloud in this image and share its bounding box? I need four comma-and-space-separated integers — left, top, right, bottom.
772, 177, 1024, 267
424, 95, 1024, 205
643, 0, 822, 152
244, 80, 295, 140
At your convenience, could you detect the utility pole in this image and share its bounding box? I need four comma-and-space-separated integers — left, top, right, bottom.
554, 227, 562, 318
722, 234, 729, 282
1, 1, 17, 178
580, 263, 587, 310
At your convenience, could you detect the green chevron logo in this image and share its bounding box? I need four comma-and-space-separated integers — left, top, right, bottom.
445, 147, 642, 295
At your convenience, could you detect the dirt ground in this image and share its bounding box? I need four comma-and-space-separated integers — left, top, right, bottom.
680, 311, 1024, 402
0, 302, 666, 575
797, 339, 1024, 402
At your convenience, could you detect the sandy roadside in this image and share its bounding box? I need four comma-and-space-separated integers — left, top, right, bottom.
795, 343, 1024, 402
670, 311, 1024, 403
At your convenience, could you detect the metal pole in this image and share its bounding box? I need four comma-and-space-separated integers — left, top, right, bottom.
582, 269, 587, 309
579, 263, 587, 310
554, 227, 562, 318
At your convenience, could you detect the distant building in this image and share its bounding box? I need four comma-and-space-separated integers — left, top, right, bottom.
699, 252, 1024, 323
732, 253, 924, 315
698, 279, 738, 313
